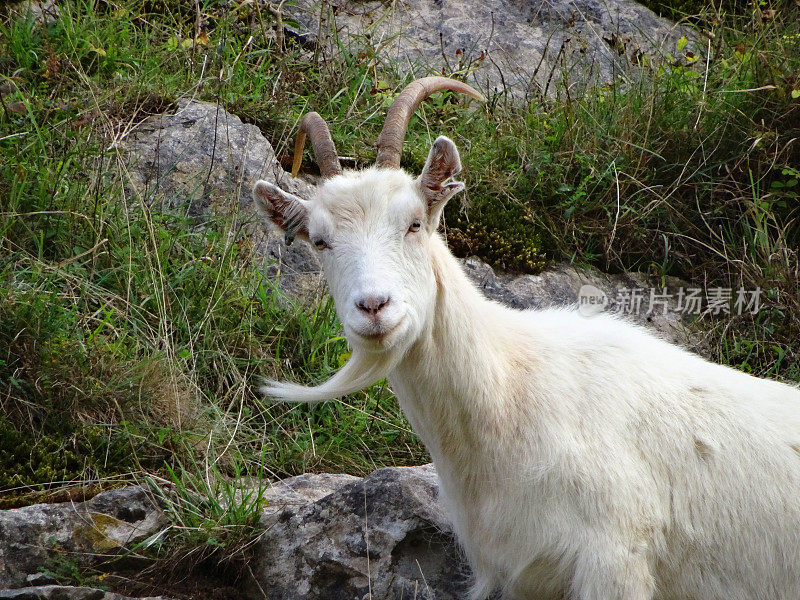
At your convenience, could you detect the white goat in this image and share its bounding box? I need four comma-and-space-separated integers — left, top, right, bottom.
252, 77, 800, 600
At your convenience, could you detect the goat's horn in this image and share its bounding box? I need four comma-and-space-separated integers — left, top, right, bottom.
375, 77, 484, 170
292, 112, 342, 178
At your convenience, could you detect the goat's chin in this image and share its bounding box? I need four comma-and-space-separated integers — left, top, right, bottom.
260, 348, 402, 404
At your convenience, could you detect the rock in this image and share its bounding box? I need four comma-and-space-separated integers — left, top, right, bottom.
123, 100, 299, 217
0, 587, 105, 600
0, 487, 164, 589
7, 0, 60, 26
462, 257, 699, 349
280, 0, 691, 100
247, 464, 470, 600
24, 574, 57, 586
0, 471, 459, 599
259, 472, 361, 514
124, 99, 324, 304
0, 586, 174, 600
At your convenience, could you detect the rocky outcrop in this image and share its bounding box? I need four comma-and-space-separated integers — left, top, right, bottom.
281, 0, 691, 100
0, 487, 163, 590
0, 468, 466, 600
248, 465, 469, 600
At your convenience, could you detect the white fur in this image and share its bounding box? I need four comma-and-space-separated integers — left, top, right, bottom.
253, 140, 800, 600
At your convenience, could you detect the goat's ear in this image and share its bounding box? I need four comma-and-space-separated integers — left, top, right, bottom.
252, 180, 309, 243
416, 136, 465, 224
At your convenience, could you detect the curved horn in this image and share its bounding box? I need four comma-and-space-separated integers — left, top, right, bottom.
375, 77, 484, 169
292, 112, 342, 178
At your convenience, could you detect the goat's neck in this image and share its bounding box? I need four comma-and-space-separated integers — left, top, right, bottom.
390, 235, 516, 472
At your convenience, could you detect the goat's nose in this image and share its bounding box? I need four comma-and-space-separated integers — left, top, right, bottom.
356, 294, 391, 317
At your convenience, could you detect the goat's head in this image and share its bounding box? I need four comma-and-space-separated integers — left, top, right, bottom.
253, 77, 482, 401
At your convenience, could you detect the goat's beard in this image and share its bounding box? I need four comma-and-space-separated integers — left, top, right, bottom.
260, 346, 403, 404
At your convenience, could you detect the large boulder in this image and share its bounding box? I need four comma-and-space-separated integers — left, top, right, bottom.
247, 465, 470, 600
281, 0, 691, 100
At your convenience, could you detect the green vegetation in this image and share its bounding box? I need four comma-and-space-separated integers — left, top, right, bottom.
640, 0, 790, 22
0, 0, 429, 499
0, 0, 798, 584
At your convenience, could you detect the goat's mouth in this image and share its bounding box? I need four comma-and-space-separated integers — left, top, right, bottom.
348, 318, 406, 348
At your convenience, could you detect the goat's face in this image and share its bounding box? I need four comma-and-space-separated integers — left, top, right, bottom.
253, 136, 465, 354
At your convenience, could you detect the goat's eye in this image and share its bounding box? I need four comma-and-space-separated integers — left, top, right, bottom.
408, 220, 422, 233
313, 239, 329, 250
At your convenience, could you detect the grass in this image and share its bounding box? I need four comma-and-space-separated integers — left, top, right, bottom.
0, 0, 798, 587
0, 0, 429, 495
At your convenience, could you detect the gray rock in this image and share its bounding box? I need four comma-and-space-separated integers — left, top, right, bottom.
0, 587, 105, 600
462, 257, 699, 348
0, 586, 174, 600
280, 0, 692, 100
0, 471, 460, 599
24, 574, 57, 587
123, 99, 325, 304
123, 99, 293, 217
0, 487, 164, 589
259, 472, 361, 515
247, 464, 470, 600
7, 0, 60, 26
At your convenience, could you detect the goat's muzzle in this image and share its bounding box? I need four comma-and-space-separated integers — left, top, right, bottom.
356, 294, 392, 319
